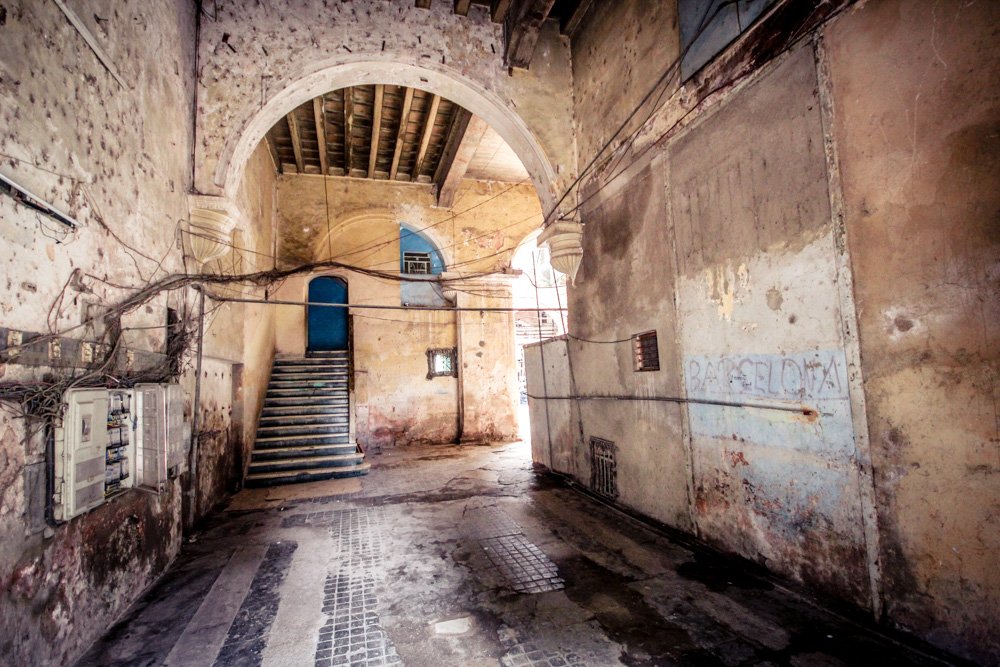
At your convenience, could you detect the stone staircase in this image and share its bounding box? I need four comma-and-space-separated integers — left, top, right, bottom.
245, 351, 369, 487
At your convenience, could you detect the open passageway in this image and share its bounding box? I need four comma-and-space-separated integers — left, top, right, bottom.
78, 440, 955, 667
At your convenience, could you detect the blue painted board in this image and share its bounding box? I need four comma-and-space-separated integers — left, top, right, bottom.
308, 277, 348, 351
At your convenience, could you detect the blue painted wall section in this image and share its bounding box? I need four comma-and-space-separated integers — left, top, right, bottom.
685, 350, 868, 603
308, 277, 349, 351
399, 224, 450, 308
685, 350, 854, 455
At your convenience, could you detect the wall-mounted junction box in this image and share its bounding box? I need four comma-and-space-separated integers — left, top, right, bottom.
54, 384, 189, 521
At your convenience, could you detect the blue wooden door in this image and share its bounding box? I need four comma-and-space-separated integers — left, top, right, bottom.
307, 277, 348, 351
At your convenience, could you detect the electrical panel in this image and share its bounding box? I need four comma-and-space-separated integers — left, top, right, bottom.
55, 384, 188, 520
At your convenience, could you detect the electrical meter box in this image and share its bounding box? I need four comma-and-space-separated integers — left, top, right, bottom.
55, 384, 189, 520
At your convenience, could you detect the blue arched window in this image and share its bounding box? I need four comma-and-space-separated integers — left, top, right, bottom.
399, 224, 450, 307
400, 224, 445, 275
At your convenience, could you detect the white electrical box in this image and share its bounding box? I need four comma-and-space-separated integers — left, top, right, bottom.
55, 384, 188, 520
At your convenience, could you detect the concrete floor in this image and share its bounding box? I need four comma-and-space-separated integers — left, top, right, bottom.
77, 437, 957, 667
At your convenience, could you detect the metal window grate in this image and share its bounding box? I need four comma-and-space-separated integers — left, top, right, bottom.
590, 437, 618, 500
633, 330, 660, 372
403, 251, 431, 274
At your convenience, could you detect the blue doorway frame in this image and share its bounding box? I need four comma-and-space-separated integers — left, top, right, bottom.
307, 277, 349, 351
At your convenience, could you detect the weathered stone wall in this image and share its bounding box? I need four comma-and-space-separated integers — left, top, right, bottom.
547, 0, 999, 661
0, 1, 197, 664
273, 175, 540, 448
0, 3, 278, 663
827, 1, 1000, 660
194, 0, 574, 215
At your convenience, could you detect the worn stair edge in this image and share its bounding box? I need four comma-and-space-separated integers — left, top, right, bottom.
244, 463, 370, 487
248, 453, 364, 472
251, 444, 359, 460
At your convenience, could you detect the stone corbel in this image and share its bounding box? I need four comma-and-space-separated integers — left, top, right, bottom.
538, 221, 583, 283
185, 195, 242, 267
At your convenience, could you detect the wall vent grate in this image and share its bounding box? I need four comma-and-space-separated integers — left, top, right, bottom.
590, 436, 618, 500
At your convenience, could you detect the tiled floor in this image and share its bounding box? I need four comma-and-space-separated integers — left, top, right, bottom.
77, 440, 963, 667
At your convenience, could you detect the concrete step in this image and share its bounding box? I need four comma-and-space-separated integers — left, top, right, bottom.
268, 379, 349, 388
256, 423, 350, 438
267, 372, 348, 381
266, 387, 348, 398
259, 407, 349, 420
247, 453, 364, 474
254, 433, 352, 448
276, 355, 347, 364
250, 443, 358, 460
258, 414, 349, 427
272, 362, 347, 371
262, 402, 348, 412
245, 462, 370, 488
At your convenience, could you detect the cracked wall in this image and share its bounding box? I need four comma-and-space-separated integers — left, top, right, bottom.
531, 0, 1000, 662
272, 175, 541, 448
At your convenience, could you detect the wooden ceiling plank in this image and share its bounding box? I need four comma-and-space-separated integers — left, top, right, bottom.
390, 87, 415, 181
435, 111, 489, 208
286, 111, 305, 174
413, 93, 441, 179
504, 0, 557, 68
561, 0, 594, 35
455, 0, 472, 16
491, 0, 512, 23
264, 131, 282, 174
344, 86, 354, 175
368, 84, 385, 178
313, 97, 329, 176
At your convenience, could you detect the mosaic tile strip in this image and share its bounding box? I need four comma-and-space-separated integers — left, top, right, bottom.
498, 626, 590, 667
479, 534, 564, 594
314, 507, 401, 667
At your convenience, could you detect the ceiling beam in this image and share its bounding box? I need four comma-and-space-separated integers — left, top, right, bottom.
504, 0, 557, 69
264, 131, 282, 174
434, 111, 489, 208
286, 110, 304, 174
561, 0, 594, 36
413, 93, 441, 179
455, 0, 472, 16
415, 0, 431, 8
313, 97, 329, 176
491, 0, 512, 23
390, 87, 415, 181
368, 84, 384, 178
343, 86, 354, 175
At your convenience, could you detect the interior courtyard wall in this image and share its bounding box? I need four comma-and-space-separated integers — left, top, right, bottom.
0, 2, 197, 664
194, 0, 575, 214
826, 1, 1000, 660
0, 4, 281, 663
557, 0, 999, 661
272, 176, 540, 447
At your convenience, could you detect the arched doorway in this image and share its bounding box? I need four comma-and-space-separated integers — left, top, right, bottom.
307, 277, 349, 351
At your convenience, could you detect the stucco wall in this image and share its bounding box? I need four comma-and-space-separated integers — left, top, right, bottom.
827, 1, 1000, 660
194, 0, 574, 215
0, 1, 197, 664
549, 0, 1000, 661
273, 176, 539, 448
0, 4, 279, 662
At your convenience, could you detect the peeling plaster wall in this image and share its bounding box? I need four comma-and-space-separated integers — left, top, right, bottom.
272, 175, 539, 448
827, 1, 1000, 661
568, 0, 680, 173
0, 1, 197, 664
0, 4, 278, 663
548, 0, 999, 661
194, 0, 575, 212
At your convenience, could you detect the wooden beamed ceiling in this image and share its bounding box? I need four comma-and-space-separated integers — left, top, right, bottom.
265, 84, 530, 199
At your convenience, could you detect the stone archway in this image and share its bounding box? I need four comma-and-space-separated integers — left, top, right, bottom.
212, 57, 559, 215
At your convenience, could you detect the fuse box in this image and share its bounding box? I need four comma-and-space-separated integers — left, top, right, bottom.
55, 384, 189, 520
